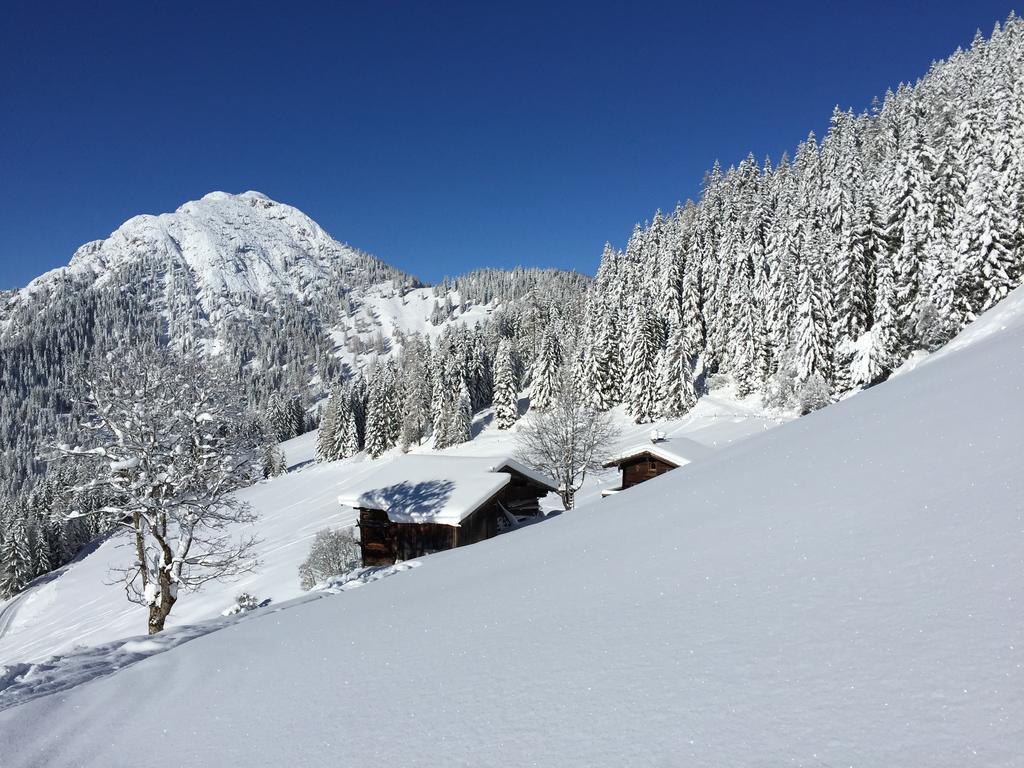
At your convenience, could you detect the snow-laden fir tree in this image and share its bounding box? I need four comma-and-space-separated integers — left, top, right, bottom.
314, 390, 340, 463
529, 326, 562, 411
398, 335, 433, 447
659, 323, 698, 417
0, 511, 33, 598
493, 337, 521, 430
625, 300, 662, 423
364, 362, 401, 458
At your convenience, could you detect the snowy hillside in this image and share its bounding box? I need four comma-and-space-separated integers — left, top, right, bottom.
0, 388, 779, 666
1, 287, 1022, 765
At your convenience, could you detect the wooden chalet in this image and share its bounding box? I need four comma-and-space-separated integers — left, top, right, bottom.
601, 434, 713, 496
338, 455, 558, 567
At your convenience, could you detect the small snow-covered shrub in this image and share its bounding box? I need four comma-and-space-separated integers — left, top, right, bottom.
915, 301, 954, 352
705, 373, 731, 393
763, 368, 797, 410
796, 373, 831, 415
222, 592, 261, 616
299, 528, 361, 591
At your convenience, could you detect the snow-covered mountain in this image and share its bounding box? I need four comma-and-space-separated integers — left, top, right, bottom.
15, 191, 408, 313
1, 274, 1021, 767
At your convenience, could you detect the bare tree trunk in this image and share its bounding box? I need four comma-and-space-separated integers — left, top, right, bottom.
147, 544, 177, 634
560, 484, 575, 510
147, 569, 177, 634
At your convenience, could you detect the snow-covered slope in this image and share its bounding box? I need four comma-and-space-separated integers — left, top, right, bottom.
0, 392, 776, 666
1, 284, 1021, 765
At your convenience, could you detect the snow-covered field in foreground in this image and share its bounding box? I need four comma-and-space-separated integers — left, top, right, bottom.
1, 299, 1022, 766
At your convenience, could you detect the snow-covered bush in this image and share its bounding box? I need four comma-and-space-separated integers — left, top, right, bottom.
222, 592, 262, 616
796, 373, 831, 414
299, 528, 361, 591
915, 301, 955, 352
763, 366, 797, 410
705, 373, 732, 393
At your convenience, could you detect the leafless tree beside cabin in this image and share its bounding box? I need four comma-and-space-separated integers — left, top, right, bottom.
515, 372, 619, 509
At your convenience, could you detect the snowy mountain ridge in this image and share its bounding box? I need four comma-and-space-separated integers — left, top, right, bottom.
8, 189, 415, 327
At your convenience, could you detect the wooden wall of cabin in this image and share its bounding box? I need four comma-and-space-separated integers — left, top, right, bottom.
358, 508, 396, 566
500, 470, 550, 516
456, 500, 499, 547
620, 456, 677, 489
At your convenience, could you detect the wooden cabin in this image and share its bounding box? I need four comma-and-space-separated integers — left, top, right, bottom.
601, 435, 713, 497
338, 455, 558, 567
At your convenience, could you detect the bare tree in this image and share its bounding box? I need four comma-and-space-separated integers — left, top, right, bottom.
57, 350, 261, 634
298, 527, 361, 590
515, 372, 619, 509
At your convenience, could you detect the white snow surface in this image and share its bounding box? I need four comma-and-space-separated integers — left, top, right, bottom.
336, 454, 557, 524
0, 295, 1021, 765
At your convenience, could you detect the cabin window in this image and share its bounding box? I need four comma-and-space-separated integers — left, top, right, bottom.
648, 460, 657, 470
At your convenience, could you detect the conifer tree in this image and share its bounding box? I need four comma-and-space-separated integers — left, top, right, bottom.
314, 391, 340, 463
0, 514, 32, 597
659, 324, 697, 417
953, 154, 1017, 322
364, 363, 401, 458
493, 337, 520, 430
530, 326, 562, 411
589, 303, 623, 411
625, 301, 660, 423
448, 379, 473, 446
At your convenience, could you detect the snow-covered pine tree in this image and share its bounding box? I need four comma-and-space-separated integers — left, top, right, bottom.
493, 337, 520, 430
625, 300, 661, 423
262, 444, 288, 477
588, 301, 624, 410
852, 255, 898, 388
314, 390, 340, 463
364, 362, 401, 458
659, 323, 697, 417
529, 326, 562, 411
398, 335, 434, 448
448, 378, 473, 446
728, 268, 759, 397
794, 243, 832, 385
952, 148, 1017, 323
0, 512, 33, 598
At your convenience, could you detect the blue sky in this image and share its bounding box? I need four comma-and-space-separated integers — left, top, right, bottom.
0, 1, 1017, 289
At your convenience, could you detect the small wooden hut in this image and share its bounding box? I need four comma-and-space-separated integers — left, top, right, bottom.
339, 455, 558, 566
601, 435, 713, 497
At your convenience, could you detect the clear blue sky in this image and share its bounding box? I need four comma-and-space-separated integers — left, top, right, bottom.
0, 1, 1017, 289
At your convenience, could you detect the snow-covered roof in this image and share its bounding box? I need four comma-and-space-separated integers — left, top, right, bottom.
337, 455, 556, 526
602, 436, 715, 469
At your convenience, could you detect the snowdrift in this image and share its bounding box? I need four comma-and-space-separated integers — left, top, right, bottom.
0, 291, 1021, 766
